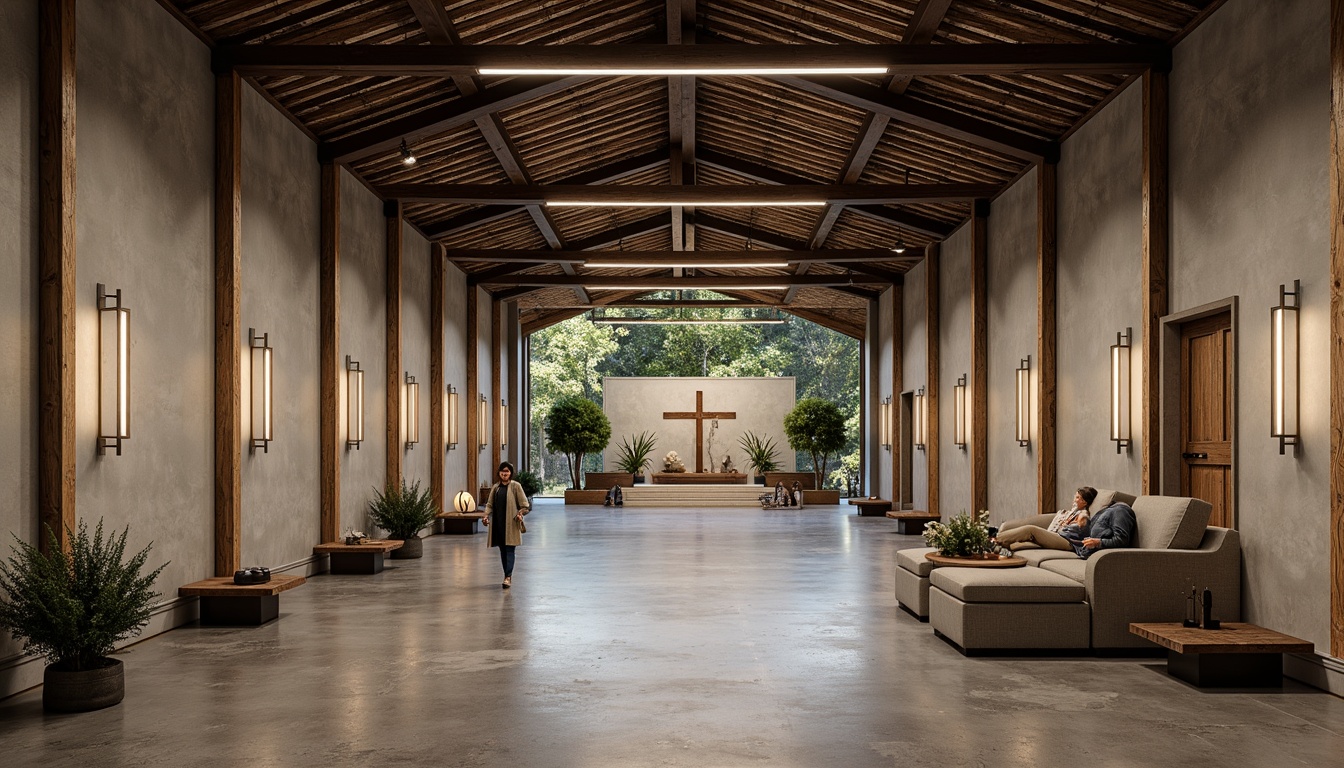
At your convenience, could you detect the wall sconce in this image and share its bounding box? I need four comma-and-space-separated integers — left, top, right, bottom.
453, 490, 477, 513
500, 398, 509, 448
953, 374, 967, 450
447, 384, 459, 450
1110, 327, 1132, 453
249, 328, 273, 453
345, 356, 363, 450
1271, 280, 1300, 455
913, 387, 926, 451
404, 373, 419, 449
1015, 356, 1030, 448
97, 284, 130, 456
478, 394, 488, 449
879, 396, 892, 450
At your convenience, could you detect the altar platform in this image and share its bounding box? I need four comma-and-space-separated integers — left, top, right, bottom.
651, 471, 748, 485
621, 482, 767, 508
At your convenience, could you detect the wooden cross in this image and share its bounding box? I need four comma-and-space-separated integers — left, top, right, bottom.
662, 390, 736, 473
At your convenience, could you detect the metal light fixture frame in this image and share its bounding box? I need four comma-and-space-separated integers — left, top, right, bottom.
880, 395, 892, 450
478, 394, 488, 449
346, 356, 364, 449
404, 373, 419, 449
953, 374, 968, 450
913, 386, 926, 451
1271, 280, 1300, 455
447, 384, 460, 450
97, 283, 130, 456
1110, 327, 1132, 454
500, 398, 509, 448
1015, 356, 1031, 448
249, 328, 273, 453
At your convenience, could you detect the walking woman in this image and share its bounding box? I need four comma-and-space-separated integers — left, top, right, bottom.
483, 461, 529, 588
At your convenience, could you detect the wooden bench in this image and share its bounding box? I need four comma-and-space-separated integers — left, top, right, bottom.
886, 510, 940, 535
313, 539, 402, 574
179, 574, 306, 626
436, 511, 486, 535
853, 498, 893, 517
1130, 622, 1314, 687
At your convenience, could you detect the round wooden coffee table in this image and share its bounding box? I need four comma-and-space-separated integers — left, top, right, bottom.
924, 553, 1027, 568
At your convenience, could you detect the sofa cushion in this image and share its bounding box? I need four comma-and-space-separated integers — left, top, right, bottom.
896, 547, 939, 577
1015, 549, 1077, 567
930, 567, 1086, 603
1131, 495, 1212, 549
1038, 557, 1087, 583
1092, 488, 1136, 511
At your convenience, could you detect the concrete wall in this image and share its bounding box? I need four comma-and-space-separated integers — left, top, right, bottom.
874, 289, 894, 498
400, 224, 432, 490
937, 224, 973, 516
474, 287, 493, 486
444, 265, 468, 497
1168, 0, 1331, 650
902, 260, 929, 508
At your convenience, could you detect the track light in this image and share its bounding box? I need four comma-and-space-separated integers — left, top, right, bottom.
399, 139, 416, 166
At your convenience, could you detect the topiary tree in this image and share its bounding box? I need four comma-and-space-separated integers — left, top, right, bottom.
545, 395, 612, 489
783, 397, 847, 490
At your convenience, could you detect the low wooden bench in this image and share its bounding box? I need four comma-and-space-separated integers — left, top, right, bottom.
1130, 622, 1314, 687
853, 498, 893, 517
436, 511, 486, 535
313, 539, 403, 574
179, 574, 306, 626
886, 510, 940, 535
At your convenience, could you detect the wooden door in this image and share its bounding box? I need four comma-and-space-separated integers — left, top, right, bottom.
1179, 312, 1234, 528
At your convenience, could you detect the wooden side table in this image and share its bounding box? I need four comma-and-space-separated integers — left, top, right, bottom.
853, 499, 892, 517
437, 511, 486, 534
1130, 622, 1313, 687
924, 553, 1026, 568
179, 575, 306, 626
886, 510, 940, 534
313, 540, 403, 574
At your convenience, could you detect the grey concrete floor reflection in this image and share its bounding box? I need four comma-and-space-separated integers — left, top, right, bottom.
2, 503, 1343, 768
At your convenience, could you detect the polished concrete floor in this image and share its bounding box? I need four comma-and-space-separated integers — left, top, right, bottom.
2, 503, 1342, 767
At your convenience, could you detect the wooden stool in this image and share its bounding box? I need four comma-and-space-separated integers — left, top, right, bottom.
854, 499, 893, 517
886, 510, 940, 534
437, 511, 486, 534
313, 539, 403, 574
179, 575, 306, 626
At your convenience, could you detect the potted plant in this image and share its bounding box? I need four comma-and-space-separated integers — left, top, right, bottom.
0, 519, 167, 712
368, 479, 438, 559
515, 470, 543, 504
614, 431, 657, 484
737, 431, 781, 485
922, 511, 995, 558
545, 395, 612, 498
783, 397, 847, 503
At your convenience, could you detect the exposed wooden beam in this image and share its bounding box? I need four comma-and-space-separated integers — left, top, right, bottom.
1141, 70, 1169, 494
1330, 0, 1344, 665
889, 0, 955, 93
452, 248, 916, 264
212, 70, 242, 574
849, 205, 955, 239
386, 201, 403, 488
783, 307, 865, 340
405, 0, 458, 44
430, 245, 445, 516
466, 262, 539, 285
476, 274, 888, 288
217, 43, 1170, 77
925, 243, 940, 518
379, 182, 1000, 205
1037, 162, 1058, 516
696, 212, 807, 250
319, 163, 340, 543
567, 211, 672, 251
667, 0, 697, 253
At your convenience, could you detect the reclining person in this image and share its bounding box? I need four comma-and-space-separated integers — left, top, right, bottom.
1074, 500, 1137, 559
995, 486, 1097, 552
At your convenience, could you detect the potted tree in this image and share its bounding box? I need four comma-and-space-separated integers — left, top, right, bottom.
783, 398, 847, 504
0, 519, 167, 712
515, 470, 543, 505
368, 479, 438, 559
737, 431, 781, 485
614, 431, 657, 484
545, 395, 612, 504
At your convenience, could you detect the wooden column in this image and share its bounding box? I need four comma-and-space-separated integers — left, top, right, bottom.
385, 201, 402, 489
38, 0, 76, 554
1142, 68, 1170, 494
491, 298, 502, 471
212, 71, 242, 575
430, 245, 445, 514
925, 243, 940, 518
1037, 162, 1058, 515
319, 162, 340, 542
466, 285, 479, 493
1329, 0, 1344, 660
891, 284, 903, 502
970, 200, 989, 515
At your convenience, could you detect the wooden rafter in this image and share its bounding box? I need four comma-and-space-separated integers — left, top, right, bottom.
380, 182, 1001, 205
450, 248, 916, 265
476, 274, 888, 288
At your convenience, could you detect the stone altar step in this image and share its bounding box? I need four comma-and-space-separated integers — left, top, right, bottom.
621, 484, 770, 508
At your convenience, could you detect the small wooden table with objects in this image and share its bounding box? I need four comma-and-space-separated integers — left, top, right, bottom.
1129, 622, 1314, 687
924, 553, 1027, 568
178, 574, 306, 626
886, 510, 940, 534
313, 539, 403, 574
853, 498, 893, 517
436, 511, 486, 535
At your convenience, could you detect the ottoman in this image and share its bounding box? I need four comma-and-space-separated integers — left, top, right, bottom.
894, 547, 939, 620
929, 567, 1091, 653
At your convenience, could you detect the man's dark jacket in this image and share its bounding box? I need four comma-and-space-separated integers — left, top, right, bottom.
1074, 502, 1137, 560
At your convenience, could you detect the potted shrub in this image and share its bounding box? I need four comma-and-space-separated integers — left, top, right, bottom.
368, 479, 438, 559
737, 431, 781, 485
614, 431, 657, 484
515, 470, 543, 504
783, 398, 847, 503
0, 519, 167, 713
545, 395, 612, 499
922, 511, 995, 558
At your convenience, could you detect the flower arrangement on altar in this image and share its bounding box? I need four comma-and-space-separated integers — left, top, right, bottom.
663, 450, 686, 472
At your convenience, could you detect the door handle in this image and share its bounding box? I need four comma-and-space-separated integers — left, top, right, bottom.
1182, 452, 1208, 460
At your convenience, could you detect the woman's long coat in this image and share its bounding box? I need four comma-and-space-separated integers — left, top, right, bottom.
483, 480, 530, 547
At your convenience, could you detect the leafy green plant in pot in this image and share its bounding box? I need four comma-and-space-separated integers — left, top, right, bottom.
922, 511, 994, 558
782, 398, 847, 490
614, 431, 657, 484
545, 395, 612, 490
514, 470, 543, 503
0, 519, 167, 713
737, 431, 781, 485
368, 479, 438, 559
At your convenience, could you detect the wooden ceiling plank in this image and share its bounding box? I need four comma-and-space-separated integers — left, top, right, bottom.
379, 182, 1002, 204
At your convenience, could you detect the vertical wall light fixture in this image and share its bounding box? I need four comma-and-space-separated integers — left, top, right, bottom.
404, 373, 419, 449
478, 394, 488, 449
880, 396, 892, 450
953, 374, 968, 450
1271, 280, 1300, 454
1015, 356, 1030, 448
249, 328, 273, 453
913, 387, 926, 451
346, 356, 364, 449
500, 399, 509, 448
1110, 327, 1132, 453
97, 284, 130, 456
446, 384, 460, 450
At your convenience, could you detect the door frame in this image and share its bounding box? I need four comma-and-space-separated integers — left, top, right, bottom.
1158, 297, 1238, 527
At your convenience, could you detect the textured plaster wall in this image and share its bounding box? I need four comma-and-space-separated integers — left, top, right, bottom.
985, 168, 1039, 526
938, 225, 972, 516
74, 0, 214, 594
337, 170, 386, 531
1057, 81, 1144, 501
474, 287, 493, 487
443, 265, 468, 496
875, 289, 894, 498
602, 377, 795, 474
239, 85, 320, 569
400, 224, 431, 490
902, 260, 929, 508
1169, 0, 1330, 649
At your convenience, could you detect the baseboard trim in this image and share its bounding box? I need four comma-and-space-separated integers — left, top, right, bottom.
1284, 652, 1344, 697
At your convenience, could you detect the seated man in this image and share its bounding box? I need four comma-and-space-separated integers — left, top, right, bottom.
1074, 501, 1137, 559
995, 486, 1097, 552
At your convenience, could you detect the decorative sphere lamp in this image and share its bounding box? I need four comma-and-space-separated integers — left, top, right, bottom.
453, 490, 477, 513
